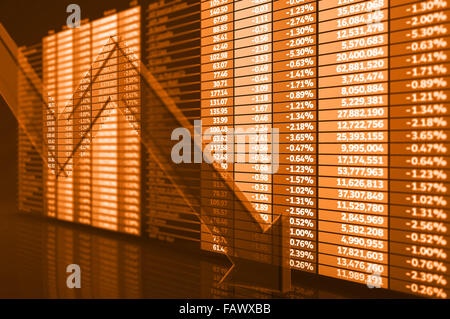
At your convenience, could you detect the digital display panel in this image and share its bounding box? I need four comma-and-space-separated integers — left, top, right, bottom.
8, 0, 450, 299
200, 0, 450, 298
43, 7, 141, 235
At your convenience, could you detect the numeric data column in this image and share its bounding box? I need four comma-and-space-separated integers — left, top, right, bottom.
73, 23, 92, 225
91, 17, 119, 231
273, 0, 318, 273
201, 0, 235, 256
56, 30, 75, 222
117, 8, 141, 235
317, 0, 389, 288
234, 0, 274, 263
43, 34, 57, 219
389, 0, 450, 298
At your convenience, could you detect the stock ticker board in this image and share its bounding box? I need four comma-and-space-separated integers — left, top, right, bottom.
13, 0, 450, 298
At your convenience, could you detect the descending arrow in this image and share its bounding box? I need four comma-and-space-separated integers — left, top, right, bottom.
115, 39, 282, 233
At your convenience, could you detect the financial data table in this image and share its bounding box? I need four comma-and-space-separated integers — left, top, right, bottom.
200, 0, 450, 298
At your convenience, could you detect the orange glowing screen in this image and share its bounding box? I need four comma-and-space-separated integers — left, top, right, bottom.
199, 0, 450, 298
11, 0, 450, 299
43, 7, 141, 235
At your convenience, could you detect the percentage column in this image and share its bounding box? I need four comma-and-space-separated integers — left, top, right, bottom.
272, 0, 318, 274
389, 0, 450, 299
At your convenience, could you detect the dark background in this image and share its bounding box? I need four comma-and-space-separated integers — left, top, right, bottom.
0, 96, 16, 205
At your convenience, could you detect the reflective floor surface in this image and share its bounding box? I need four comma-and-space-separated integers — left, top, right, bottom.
0, 205, 412, 299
